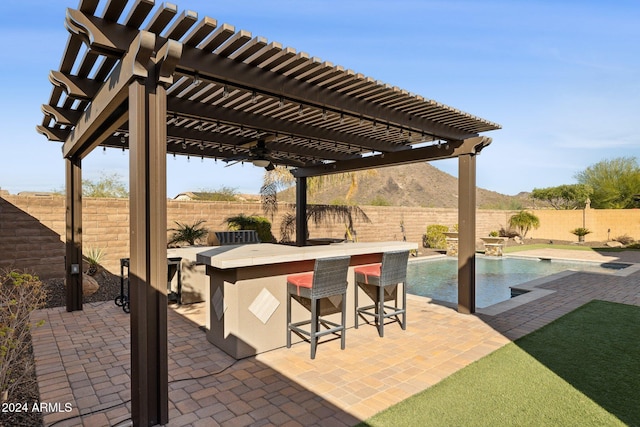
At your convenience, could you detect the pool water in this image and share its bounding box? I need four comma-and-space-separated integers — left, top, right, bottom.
406, 257, 626, 308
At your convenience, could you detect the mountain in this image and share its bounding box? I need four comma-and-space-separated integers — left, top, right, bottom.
278, 163, 529, 209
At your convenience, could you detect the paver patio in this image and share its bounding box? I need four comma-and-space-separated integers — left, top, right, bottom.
30, 250, 640, 426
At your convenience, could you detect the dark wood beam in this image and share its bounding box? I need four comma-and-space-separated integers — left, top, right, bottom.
166, 97, 405, 153
295, 177, 308, 246
62, 31, 156, 159
292, 136, 491, 178
65, 157, 83, 312
457, 154, 476, 314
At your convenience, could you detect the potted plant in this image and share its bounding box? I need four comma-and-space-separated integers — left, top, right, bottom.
570, 227, 592, 242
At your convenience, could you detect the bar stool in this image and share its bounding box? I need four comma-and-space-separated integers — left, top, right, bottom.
286, 256, 351, 359
354, 250, 410, 337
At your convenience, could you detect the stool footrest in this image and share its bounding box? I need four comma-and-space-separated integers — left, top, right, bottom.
289, 318, 344, 339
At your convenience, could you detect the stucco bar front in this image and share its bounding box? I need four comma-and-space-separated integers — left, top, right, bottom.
197, 242, 416, 359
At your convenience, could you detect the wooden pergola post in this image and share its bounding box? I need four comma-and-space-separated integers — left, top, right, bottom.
295, 176, 308, 246
128, 73, 169, 426
128, 38, 181, 426
457, 153, 477, 314
65, 156, 83, 312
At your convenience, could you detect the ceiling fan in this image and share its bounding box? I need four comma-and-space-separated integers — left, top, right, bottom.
224, 135, 276, 169
223, 134, 307, 170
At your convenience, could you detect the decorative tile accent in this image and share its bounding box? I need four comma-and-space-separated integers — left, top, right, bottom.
212, 287, 226, 321
248, 288, 280, 324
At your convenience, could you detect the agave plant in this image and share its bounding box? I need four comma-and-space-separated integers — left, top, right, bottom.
83, 247, 105, 275
168, 220, 208, 246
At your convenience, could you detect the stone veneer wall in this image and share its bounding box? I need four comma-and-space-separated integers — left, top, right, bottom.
1, 194, 638, 279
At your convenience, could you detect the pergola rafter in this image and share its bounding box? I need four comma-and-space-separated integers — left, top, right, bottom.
38, 1, 500, 425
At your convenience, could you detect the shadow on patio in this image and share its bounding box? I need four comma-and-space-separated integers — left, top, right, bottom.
31, 295, 508, 427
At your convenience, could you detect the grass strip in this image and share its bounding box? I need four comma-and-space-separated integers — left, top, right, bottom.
359, 300, 640, 427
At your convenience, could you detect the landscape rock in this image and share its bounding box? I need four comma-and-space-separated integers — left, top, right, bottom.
605, 241, 624, 248
82, 274, 100, 296
64, 273, 100, 296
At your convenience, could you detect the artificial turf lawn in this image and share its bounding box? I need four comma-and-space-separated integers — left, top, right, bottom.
359, 300, 640, 427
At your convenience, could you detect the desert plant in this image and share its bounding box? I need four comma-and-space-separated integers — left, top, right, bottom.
499, 227, 520, 238
0, 270, 47, 403
424, 224, 449, 249
489, 230, 499, 237
168, 219, 208, 246
83, 246, 105, 275
369, 195, 391, 206
225, 214, 275, 243
570, 227, 592, 237
614, 234, 634, 246
508, 211, 540, 238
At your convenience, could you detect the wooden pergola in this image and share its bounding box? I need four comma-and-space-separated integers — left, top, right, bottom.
38, 1, 500, 425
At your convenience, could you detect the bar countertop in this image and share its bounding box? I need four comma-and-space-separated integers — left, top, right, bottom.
196, 241, 417, 270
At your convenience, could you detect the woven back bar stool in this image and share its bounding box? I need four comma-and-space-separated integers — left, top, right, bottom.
354, 250, 410, 337
286, 256, 351, 359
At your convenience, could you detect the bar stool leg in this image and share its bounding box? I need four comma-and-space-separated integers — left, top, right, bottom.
354, 281, 359, 329
378, 284, 384, 338
286, 293, 292, 348
341, 292, 346, 350
401, 282, 407, 330
310, 299, 318, 359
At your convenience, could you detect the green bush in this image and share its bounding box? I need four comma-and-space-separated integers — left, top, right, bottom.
424, 224, 449, 249
225, 214, 275, 243
1, 270, 47, 402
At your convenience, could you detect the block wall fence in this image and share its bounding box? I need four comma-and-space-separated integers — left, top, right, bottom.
1, 195, 638, 279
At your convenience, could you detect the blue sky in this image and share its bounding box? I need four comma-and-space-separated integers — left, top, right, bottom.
1, 0, 638, 197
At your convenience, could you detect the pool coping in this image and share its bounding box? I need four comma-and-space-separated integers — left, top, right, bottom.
409, 253, 640, 317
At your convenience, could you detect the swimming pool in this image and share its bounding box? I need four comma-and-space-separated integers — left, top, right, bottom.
406, 256, 627, 308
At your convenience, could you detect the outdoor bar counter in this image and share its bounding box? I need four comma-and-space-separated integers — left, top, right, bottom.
196, 241, 417, 359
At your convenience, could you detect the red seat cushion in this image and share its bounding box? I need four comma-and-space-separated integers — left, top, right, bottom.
287, 272, 314, 295
354, 263, 381, 284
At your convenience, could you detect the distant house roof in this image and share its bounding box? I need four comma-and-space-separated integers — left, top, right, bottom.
173, 191, 259, 202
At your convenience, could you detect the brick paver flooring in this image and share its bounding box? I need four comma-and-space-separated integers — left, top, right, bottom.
31, 250, 640, 426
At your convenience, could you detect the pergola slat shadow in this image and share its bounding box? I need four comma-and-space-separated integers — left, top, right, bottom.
38, 1, 500, 425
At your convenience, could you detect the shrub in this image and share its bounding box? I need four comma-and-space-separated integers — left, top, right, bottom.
225, 214, 275, 243
489, 230, 499, 237
0, 270, 47, 402
570, 227, 592, 237
424, 224, 449, 249
168, 219, 208, 246
614, 234, 634, 245
369, 195, 391, 206
499, 227, 520, 238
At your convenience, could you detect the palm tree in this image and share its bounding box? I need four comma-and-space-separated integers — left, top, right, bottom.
167, 220, 208, 246
508, 211, 540, 238
260, 167, 373, 242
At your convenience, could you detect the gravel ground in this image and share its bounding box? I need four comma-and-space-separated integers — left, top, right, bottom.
43, 269, 122, 310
